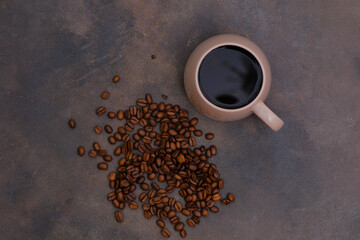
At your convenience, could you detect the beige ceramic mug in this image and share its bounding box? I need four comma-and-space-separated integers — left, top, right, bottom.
184, 34, 284, 131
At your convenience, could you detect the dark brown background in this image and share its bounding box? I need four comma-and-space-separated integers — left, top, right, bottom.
1, 1, 360, 239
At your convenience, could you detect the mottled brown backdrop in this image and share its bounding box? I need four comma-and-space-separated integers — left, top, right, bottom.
1, 0, 360, 239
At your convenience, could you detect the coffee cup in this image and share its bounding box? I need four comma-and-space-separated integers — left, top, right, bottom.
184, 34, 284, 131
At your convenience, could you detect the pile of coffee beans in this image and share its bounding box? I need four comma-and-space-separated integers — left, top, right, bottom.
69, 76, 234, 238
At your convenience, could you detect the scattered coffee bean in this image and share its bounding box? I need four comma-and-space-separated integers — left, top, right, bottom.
89, 150, 97, 158
205, 133, 214, 140
108, 112, 116, 119
162, 94, 168, 100
174, 222, 184, 231
113, 75, 120, 83
187, 218, 195, 227
77, 146, 85, 156
129, 202, 138, 209
69, 119, 76, 128
228, 193, 235, 202
101, 91, 109, 99
115, 211, 123, 222
105, 125, 113, 133
151, 55, 156, 59
96, 106, 106, 116
94, 126, 102, 134
180, 229, 187, 238
117, 110, 124, 120
161, 228, 170, 238
97, 162, 108, 170
156, 219, 165, 228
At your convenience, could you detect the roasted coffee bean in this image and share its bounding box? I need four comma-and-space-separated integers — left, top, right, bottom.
108, 136, 116, 144
113, 75, 120, 83
77, 146, 85, 156
89, 150, 97, 158
103, 155, 112, 162
168, 210, 176, 219
69, 119, 76, 128
228, 193, 235, 202
117, 110, 124, 120
151, 182, 160, 190
142, 203, 150, 211
180, 229, 186, 238
205, 133, 214, 140
101, 91, 109, 99
174, 222, 184, 231
96, 106, 106, 116
148, 189, 156, 198
161, 228, 171, 238
108, 111, 116, 119
125, 122, 134, 131
144, 211, 152, 219
119, 202, 125, 209
130, 116, 139, 124
218, 179, 224, 189
115, 211, 123, 222
156, 219, 165, 228
174, 201, 183, 212
145, 93, 153, 104
194, 130, 202, 136
97, 162, 108, 170
129, 202, 138, 209
94, 125, 102, 134
201, 208, 209, 217
98, 150, 107, 156
194, 210, 202, 218
161, 94, 168, 100
190, 117, 198, 126
104, 125, 113, 133
170, 216, 180, 224
181, 209, 191, 216
210, 206, 219, 213
221, 199, 231, 205
141, 183, 149, 191
122, 134, 130, 142
187, 218, 196, 227
137, 98, 147, 107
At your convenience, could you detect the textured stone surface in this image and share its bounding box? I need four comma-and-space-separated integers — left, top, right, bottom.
1, 1, 360, 239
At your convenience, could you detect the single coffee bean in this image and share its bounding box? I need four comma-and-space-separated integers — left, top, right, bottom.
119, 202, 125, 210
136, 98, 147, 107
101, 91, 109, 99
162, 94, 168, 100
115, 211, 123, 222
145, 93, 153, 104
161, 228, 170, 238
108, 136, 116, 144
174, 222, 184, 231
94, 126, 102, 134
97, 162, 108, 170
218, 179, 224, 189
98, 149, 107, 156
190, 117, 198, 126
194, 130, 202, 136
129, 202, 138, 209
141, 183, 149, 191
117, 110, 124, 120
89, 150, 97, 158
156, 219, 165, 228
170, 216, 180, 224
125, 122, 134, 131
69, 119, 76, 128
103, 155, 112, 162
180, 229, 187, 238
77, 146, 85, 156
181, 209, 191, 216
105, 125, 113, 133
112, 75, 120, 83
221, 199, 231, 205
142, 203, 150, 211
228, 193, 235, 202
201, 208, 209, 217
209, 206, 219, 213
96, 106, 106, 116
151, 182, 160, 190
174, 201, 183, 212
144, 211, 152, 219
139, 192, 148, 202
108, 111, 116, 119
205, 133, 214, 140
187, 218, 196, 227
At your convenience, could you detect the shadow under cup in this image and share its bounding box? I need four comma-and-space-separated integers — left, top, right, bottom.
198, 45, 263, 110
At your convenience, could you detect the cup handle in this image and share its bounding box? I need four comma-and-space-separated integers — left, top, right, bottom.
253, 101, 284, 131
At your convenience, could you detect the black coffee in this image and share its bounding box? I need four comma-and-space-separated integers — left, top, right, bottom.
198, 46, 263, 109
